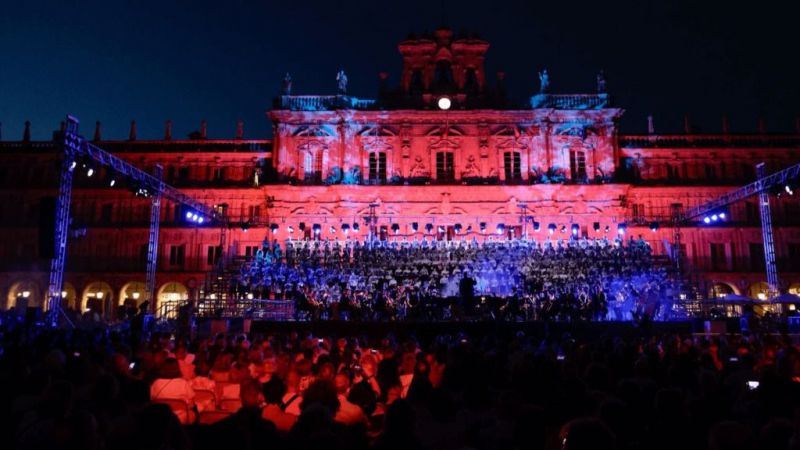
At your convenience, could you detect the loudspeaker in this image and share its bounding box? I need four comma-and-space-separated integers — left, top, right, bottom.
38, 197, 57, 258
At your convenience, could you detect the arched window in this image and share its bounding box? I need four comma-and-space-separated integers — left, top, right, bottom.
436, 151, 455, 181
569, 149, 587, 181
503, 151, 521, 181
368, 152, 387, 183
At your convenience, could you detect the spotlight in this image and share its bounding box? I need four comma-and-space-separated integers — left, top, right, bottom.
437, 96, 452, 110
86, 167, 94, 177
571, 224, 579, 236
186, 212, 193, 219
593, 222, 600, 232
109, 178, 116, 187
496, 224, 505, 235
703, 216, 711, 224
454, 223, 462, 233
548, 223, 556, 234
533, 221, 541, 232
617, 223, 627, 235
480, 222, 487, 232
711, 214, 718, 222
650, 221, 659, 232
342, 223, 350, 234
719, 212, 726, 219
270, 223, 279, 233
411, 222, 419, 232
191, 213, 199, 221
241, 222, 249, 232
604, 225, 610, 233
69, 160, 77, 171
392, 223, 400, 234
313, 224, 321, 235
197, 217, 204, 224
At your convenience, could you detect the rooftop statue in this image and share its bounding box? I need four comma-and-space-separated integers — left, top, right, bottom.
282, 73, 292, 95
597, 70, 607, 93
336, 69, 348, 94
538, 69, 550, 93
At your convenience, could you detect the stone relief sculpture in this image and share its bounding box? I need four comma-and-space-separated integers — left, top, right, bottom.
410, 155, 429, 177
282, 73, 292, 95
461, 155, 481, 178
336, 69, 348, 94
538, 69, 550, 93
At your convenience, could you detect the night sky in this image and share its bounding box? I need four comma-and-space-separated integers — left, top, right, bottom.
2, 0, 799, 140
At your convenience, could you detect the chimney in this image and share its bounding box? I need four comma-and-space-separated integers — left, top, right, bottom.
235, 120, 244, 140
23, 120, 31, 142
200, 119, 207, 139
721, 115, 729, 134
647, 115, 655, 134
93, 121, 102, 141
129, 120, 137, 141
758, 116, 766, 134
683, 114, 691, 134
164, 120, 172, 140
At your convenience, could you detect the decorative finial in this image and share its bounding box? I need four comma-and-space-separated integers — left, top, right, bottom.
164, 120, 172, 140
721, 115, 729, 134
282, 73, 292, 95
647, 115, 655, 134
683, 114, 691, 134
129, 120, 137, 141
94, 121, 102, 141
200, 119, 208, 139
236, 120, 244, 139
23, 120, 31, 142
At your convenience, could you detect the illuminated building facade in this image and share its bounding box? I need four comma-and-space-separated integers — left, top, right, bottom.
1, 28, 799, 317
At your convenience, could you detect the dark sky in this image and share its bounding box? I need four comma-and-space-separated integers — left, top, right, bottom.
2, 0, 799, 140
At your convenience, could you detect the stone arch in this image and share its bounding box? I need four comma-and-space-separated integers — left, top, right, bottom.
156, 281, 189, 318
6, 280, 43, 310
708, 282, 737, 299
747, 282, 770, 300
119, 281, 147, 308
81, 281, 114, 315
61, 282, 78, 310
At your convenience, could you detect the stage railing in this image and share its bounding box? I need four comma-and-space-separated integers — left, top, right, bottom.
189, 298, 295, 321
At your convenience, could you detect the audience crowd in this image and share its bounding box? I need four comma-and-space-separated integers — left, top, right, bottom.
2, 312, 800, 450
238, 237, 684, 321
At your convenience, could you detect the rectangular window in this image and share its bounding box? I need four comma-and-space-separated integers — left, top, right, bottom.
244, 245, 260, 260
169, 244, 185, 266
632, 203, 646, 223
504, 151, 521, 181
749, 243, 765, 271
436, 152, 454, 181
710, 243, 726, 271
100, 203, 113, 223
206, 245, 222, 265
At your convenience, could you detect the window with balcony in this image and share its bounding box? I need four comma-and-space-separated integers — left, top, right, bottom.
569, 149, 586, 181
169, 244, 185, 266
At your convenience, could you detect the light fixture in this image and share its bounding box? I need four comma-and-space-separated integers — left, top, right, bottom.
246, 293, 254, 300
548, 223, 556, 234
342, 223, 350, 234
61, 290, 67, 298
186, 211, 193, 219
533, 222, 541, 232
560, 225, 567, 234
480, 222, 487, 232
593, 222, 601, 232
454, 223, 462, 233
270, 223, 279, 233
287, 225, 294, 233
496, 224, 505, 235
411, 222, 419, 232
132, 292, 140, 300
197, 217, 204, 224
392, 223, 400, 234
617, 223, 627, 235
650, 222, 659, 232
437, 96, 452, 110
571, 224, 579, 236
604, 225, 610, 233
21, 290, 30, 298
95, 291, 104, 299
703, 216, 711, 224
426, 223, 434, 233
353, 223, 360, 232
109, 178, 116, 187
330, 225, 336, 234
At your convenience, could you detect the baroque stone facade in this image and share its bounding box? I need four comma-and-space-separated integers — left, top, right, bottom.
1, 28, 799, 316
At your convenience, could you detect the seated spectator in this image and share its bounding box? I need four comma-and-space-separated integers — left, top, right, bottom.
333, 372, 367, 425
207, 380, 280, 450
262, 376, 298, 434
150, 357, 196, 424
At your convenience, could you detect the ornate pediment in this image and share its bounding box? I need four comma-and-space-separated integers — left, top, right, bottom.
292, 125, 335, 137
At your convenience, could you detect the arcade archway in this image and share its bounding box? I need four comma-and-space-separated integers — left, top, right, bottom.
747, 282, 770, 300
6, 280, 42, 310
119, 281, 147, 308
708, 282, 736, 299
156, 282, 189, 318
81, 281, 114, 315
